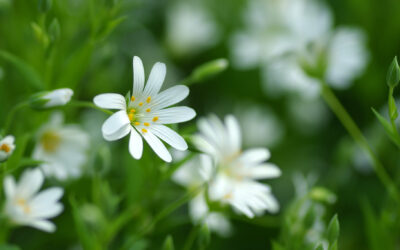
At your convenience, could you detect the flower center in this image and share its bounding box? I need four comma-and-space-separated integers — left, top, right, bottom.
15, 198, 31, 214
127, 95, 160, 131
0, 143, 11, 153
41, 131, 61, 153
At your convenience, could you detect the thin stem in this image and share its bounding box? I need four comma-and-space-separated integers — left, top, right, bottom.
320, 82, 400, 203
2, 101, 29, 135
183, 226, 199, 250
68, 100, 113, 115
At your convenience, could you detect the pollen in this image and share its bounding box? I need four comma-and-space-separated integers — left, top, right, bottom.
142, 128, 148, 133
152, 116, 159, 122
41, 131, 61, 153
16, 198, 31, 214
146, 108, 151, 112
139, 102, 143, 106
131, 96, 135, 102
128, 113, 135, 121
144, 122, 150, 126
223, 193, 233, 200
129, 108, 136, 113
0, 144, 10, 153
134, 122, 140, 126
146, 96, 151, 103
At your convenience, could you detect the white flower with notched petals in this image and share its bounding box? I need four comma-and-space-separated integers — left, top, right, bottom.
32, 113, 90, 181
172, 152, 231, 237
94, 56, 196, 162
3, 169, 64, 232
193, 115, 281, 218
0, 135, 16, 162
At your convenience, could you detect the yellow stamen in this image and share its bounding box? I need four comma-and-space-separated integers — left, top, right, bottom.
131, 96, 135, 102
128, 113, 134, 121
144, 122, 150, 126
141, 128, 148, 133
146, 108, 151, 112
223, 193, 233, 200
129, 108, 136, 113
41, 131, 61, 153
16, 198, 31, 214
139, 102, 143, 106
16, 198, 26, 206
146, 96, 151, 103
134, 122, 140, 126
152, 116, 159, 122
0, 144, 10, 153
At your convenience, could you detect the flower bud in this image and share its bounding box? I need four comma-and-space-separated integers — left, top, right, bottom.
186, 58, 228, 85
29, 88, 73, 110
0, 135, 16, 162
38, 0, 52, 13
387, 56, 400, 88
309, 187, 337, 204
49, 18, 61, 42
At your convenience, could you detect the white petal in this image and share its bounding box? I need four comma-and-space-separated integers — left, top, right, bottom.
143, 62, 166, 97
147, 107, 196, 124
27, 219, 56, 233
199, 154, 214, 182
246, 163, 281, 179
31, 188, 63, 207
238, 148, 270, 165
101, 110, 130, 139
17, 169, 44, 199
133, 56, 145, 96
225, 115, 242, 152
4, 176, 16, 199
2, 135, 15, 145
103, 124, 132, 141
150, 85, 189, 110
129, 128, 143, 159
149, 124, 188, 151
93, 93, 126, 110
142, 131, 172, 162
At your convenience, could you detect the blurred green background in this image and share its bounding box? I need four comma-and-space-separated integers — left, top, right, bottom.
1, 0, 400, 249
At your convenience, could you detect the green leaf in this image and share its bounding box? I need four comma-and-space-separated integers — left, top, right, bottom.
0, 50, 45, 90
197, 224, 211, 248
326, 214, 340, 243
329, 240, 338, 250
388, 94, 398, 120
162, 235, 175, 250
48, 18, 61, 42
96, 16, 127, 41
387, 56, 400, 88
372, 107, 400, 147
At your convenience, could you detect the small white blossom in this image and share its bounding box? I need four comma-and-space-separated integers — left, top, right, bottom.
0, 135, 16, 162
93, 56, 196, 162
192, 115, 281, 218
32, 113, 90, 181
30, 88, 74, 109
3, 168, 64, 232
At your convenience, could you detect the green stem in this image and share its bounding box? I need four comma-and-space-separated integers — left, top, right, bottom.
320, 82, 400, 203
388, 87, 399, 134
183, 226, 199, 250
68, 100, 113, 115
2, 101, 29, 135
0, 217, 10, 243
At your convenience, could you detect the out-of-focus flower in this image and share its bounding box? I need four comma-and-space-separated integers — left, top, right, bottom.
193, 115, 281, 218
93, 56, 196, 162
234, 104, 284, 148
29, 88, 73, 109
0, 135, 16, 162
3, 168, 64, 232
166, 1, 220, 57
230, 0, 368, 98
32, 113, 90, 181
172, 152, 232, 237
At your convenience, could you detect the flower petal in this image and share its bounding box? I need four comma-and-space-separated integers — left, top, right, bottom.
143, 62, 166, 97
129, 128, 143, 159
93, 93, 126, 110
103, 124, 132, 141
147, 107, 196, 124
133, 56, 145, 96
27, 219, 56, 233
238, 148, 270, 165
101, 110, 130, 139
225, 115, 242, 153
17, 169, 44, 199
142, 131, 172, 162
246, 163, 281, 179
4, 176, 16, 200
150, 85, 189, 110
149, 124, 188, 151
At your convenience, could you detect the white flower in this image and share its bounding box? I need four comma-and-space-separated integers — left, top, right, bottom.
193, 115, 281, 218
166, 1, 219, 56
0, 135, 16, 162
3, 168, 64, 232
93, 56, 196, 162
30, 88, 74, 109
172, 152, 232, 236
230, 0, 368, 98
32, 113, 90, 181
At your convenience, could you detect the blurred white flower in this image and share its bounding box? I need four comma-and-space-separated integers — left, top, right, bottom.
234, 104, 284, 148
166, 1, 219, 57
230, 0, 368, 98
193, 115, 281, 218
0, 135, 16, 162
30, 88, 74, 109
172, 153, 232, 237
3, 168, 64, 232
32, 113, 90, 181
94, 56, 196, 162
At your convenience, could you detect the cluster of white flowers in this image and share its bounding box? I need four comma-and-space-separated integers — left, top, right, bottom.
230, 0, 369, 98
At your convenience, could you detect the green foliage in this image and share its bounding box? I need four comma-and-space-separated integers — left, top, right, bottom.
386, 56, 400, 88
